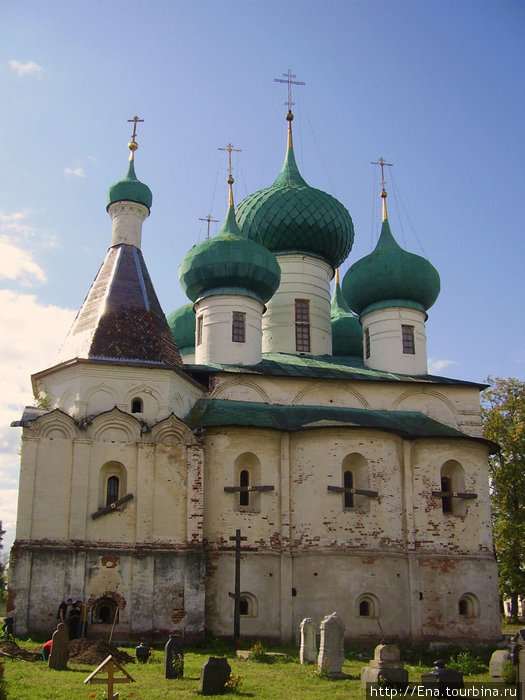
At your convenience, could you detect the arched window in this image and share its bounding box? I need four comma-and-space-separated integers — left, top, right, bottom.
234, 453, 261, 513
359, 600, 370, 616
99, 462, 127, 510
239, 597, 249, 616
131, 397, 143, 414
458, 593, 479, 618
239, 470, 250, 507
356, 593, 379, 618
106, 476, 119, 506
234, 592, 257, 618
342, 453, 369, 512
344, 470, 354, 508
440, 460, 467, 517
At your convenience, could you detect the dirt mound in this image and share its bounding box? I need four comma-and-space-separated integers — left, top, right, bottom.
0, 640, 41, 661
68, 638, 134, 666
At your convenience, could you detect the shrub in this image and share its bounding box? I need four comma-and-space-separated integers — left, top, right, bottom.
249, 641, 273, 663
500, 660, 516, 684
448, 651, 487, 676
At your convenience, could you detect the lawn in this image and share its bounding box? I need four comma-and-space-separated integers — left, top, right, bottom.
1, 632, 511, 700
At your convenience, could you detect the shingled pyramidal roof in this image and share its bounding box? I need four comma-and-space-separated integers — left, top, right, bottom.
57, 138, 183, 368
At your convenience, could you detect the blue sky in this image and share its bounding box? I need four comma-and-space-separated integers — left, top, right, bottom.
0, 0, 524, 549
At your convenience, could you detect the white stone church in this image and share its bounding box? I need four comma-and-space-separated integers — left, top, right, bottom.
9, 107, 500, 644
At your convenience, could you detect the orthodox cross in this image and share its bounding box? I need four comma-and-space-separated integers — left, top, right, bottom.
431, 489, 477, 500
91, 493, 134, 519
371, 157, 393, 191
199, 214, 219, 240
219, 529, 258, 642
327, 485, 378, 498
218, 143, 242, 182
274, 69, 305, 112
127, 115, 144, 144
84, 655, 135, 697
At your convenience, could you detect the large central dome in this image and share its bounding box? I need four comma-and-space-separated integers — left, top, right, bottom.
235, 114, 354, 270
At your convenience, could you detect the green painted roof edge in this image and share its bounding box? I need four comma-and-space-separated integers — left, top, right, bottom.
184, 398, 497, 452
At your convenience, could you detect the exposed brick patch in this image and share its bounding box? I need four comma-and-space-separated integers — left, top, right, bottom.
101, 555, 119, 568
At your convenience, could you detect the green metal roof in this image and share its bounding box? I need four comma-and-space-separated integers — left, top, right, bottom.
185, 398, 496, 451
235, 145, 354, 269
330, 280, 362, 357
187, 351, 485, 387
167, 302, 195, 355
107, 158, 152, 211
342, 218, 440, 315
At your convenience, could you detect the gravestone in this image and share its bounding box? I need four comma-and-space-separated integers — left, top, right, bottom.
317, 612, 348, 678
199, 656, 231, 695
48, 622, 69, 670
300, 617, 317, 664
165, 633, 184, 679
421, 659, 464, 695
490, 650, 511, 680
360, 644, 408, 688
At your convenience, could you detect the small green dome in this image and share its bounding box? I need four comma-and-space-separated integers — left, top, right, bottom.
107, 159, 153, 211
167, 303, 195, 356
235, 145, 354, 269
179, 204, 281, 304
331, 281, 362, 357
342, 218, 440, 316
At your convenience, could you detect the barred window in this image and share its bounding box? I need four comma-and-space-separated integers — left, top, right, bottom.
239, 469, 249, 506
106, 476, 119, 506
232, 312, 246, 343
402, 325, 415, 354
295, 299, 310, 352
344, 470, 354, 508
197, 315, 203, 346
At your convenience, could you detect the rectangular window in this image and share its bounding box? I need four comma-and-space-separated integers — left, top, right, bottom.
402, 325, 415, 354
232, 312, 246, 343
197, 316, 203, 346
364, 327, 370, 359
344, 470, 354, 508
295, 299, 310, 352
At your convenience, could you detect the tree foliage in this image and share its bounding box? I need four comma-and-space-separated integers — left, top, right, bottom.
482, 377, 525, 618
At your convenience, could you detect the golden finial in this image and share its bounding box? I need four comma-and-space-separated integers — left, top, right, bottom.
335, 268, 340, 285
199, 213, 219, 241
218, 143, 242, 206
127, 115, 144, 161
274, 69, 305, 149
371, 157, 393, 221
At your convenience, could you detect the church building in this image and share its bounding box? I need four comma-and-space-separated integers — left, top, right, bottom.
9, 100, 500, 643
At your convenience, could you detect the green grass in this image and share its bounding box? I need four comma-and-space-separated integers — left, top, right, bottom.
1, 635, 508, 700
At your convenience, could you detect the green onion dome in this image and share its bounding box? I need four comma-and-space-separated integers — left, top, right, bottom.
167, 303, 195, 356
179, 204, 281, 304
342, 217, 440, 316
235, 119, 354, 269
331, 278, 362, 357
107, 158, 153, 211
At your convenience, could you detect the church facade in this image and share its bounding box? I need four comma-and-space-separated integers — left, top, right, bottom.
9, 109, 500, 644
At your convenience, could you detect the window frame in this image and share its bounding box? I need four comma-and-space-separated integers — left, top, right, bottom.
232, 311, 246, 343
295, 299, 311, 353
401, 324, 415, 355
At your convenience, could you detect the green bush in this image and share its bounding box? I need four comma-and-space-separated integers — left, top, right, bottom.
500, 660, 516, 684
448, 651, 487, 676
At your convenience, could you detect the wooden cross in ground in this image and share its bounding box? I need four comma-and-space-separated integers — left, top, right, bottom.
84, 654, 135, 699
219, 529, 258, 643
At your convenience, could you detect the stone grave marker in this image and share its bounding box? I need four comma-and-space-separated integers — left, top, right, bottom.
317, 612, 349, 678
300, 617, 317, 664
48, 622, 69, 670
360, 644, 408, 688
490, 649, 511, 681
199, 656, 231, 695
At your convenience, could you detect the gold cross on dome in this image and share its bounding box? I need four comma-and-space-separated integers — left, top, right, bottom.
127, 115, 144, 143
274, 69, 305, 112
199, 213, 219, 240
371, 157, 393, 191
218, 143, 242, 181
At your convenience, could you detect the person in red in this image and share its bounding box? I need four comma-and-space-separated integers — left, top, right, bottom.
42, 639, 52, 661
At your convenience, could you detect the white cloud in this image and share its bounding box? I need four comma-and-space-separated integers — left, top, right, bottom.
0, 290, 76, 551
65, 167, 85, 178
8, 60, 43, 78
428, 358, 459, 374
0, 235, 46, 285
